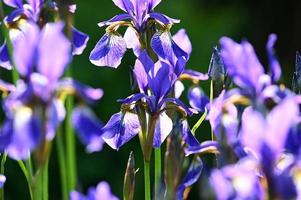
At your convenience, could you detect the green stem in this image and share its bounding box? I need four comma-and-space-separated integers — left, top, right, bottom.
143, 160, 151, 200
191, 108, 208, 136
154, 148, 161, 198
18, 161, 33, 200
0, 153, 7, 200
42, 157, 49, 200
65, 95, 76, 191
56, 128, 68, 200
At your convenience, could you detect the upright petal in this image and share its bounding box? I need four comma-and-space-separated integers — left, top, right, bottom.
172, 29, 192, 57
153, 112, 173, 148
0, 42, 12, 70
90, 33, 126, 68
266, 34, 281, 82
13, 23, 39, 77
38, 22, 70, 82
26, 0, 43, 13
220, 37, 264, 92
148, 61, 171, 102
148, 0, 161, 10
112, 0, 135, 15
72, 27, 89, 55
72, 106, 104, 153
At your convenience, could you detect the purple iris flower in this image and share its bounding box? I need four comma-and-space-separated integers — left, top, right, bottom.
210, 158, 264, 200
70, 181, 119, 200
241, 97, 299, 161
89, 0, 188, 68
0, 0, 89, 69
220, 34, 280, 97
0, 22, 102, 160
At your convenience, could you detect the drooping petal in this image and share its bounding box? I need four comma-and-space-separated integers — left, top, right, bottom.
177, 156, 203, 200
46, 99, 66, 140
0, 42, 12, 70
57, 78, 104, 103
102, 112, 140, 150
7, 107, 42, 160
188, 86, 209, 112
148, 12, 180, 25
184, 141, 219, 156
266, 34, 281, 82
172, 29, 192, 57
89, 33, 127, 68
181, 69, 209, 81
13, 22, 39, 77
153, 112, 173, 148
72, 106, 104, 153
174, 80, 184, 98
3, 0, 23, 8
220, 37, 264, 93
164, 98, 196, 116
0, 175, 6, 188
151, 30, 187, 65
98, 14, 132, 27
124, 27, 141, 57
38, 22, 71, 82
72, 27, 89, 55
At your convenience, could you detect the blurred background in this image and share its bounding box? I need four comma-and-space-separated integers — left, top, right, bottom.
3, 0, 301, 199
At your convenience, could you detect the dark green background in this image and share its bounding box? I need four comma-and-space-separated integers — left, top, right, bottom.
3, 0, 301, 199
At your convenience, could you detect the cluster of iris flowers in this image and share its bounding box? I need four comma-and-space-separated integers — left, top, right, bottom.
0, 0, 300, 200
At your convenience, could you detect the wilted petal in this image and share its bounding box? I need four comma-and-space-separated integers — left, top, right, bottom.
267, 34, 281, 82
177, 157, 203, 200
172, 29, 192, 57
90, 33, 127, 68
7, 107, 41, 160
13, 22, 39, 77
98, 14, 132, 27
102, 112, 140, 150
0, 42, 12, 70
188, 86, 209, 112
148, 12, 180, 25
72, 27, 89, 55
72, 106, 104, 153
153, 112, 173, 148
38, 22, 71, 82
46, 99, 66, 140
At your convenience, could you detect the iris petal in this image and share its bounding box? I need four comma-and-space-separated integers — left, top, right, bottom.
90, 33, 127, 68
